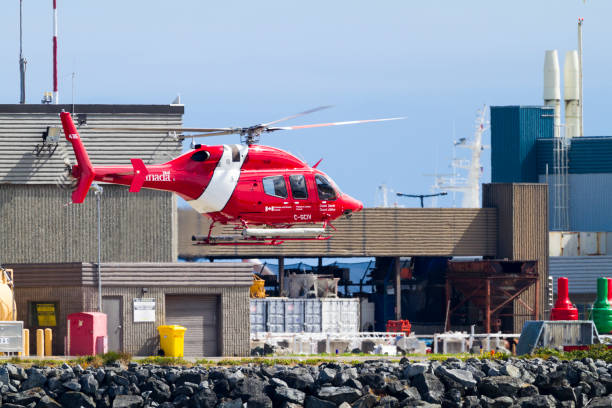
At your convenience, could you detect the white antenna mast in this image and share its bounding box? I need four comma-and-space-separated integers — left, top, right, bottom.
433, 106, 488, 208
578, 18, 584, 137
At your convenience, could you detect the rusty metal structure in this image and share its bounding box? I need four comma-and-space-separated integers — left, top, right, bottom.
445, 260, 540, 333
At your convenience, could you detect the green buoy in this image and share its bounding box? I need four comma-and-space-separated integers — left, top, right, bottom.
592, 277, 612, 334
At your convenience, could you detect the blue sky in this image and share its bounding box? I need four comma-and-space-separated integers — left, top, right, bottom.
1, 1, 610, 207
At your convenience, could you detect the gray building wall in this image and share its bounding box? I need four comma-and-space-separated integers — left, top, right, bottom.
0, 104, 183, 263
0, 185, 177, 263
0, 104, 184, 184
549, 256, 612, 296
539, 173, 612, 232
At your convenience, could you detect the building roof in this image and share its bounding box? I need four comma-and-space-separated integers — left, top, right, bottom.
6, 262, 253, 287
0, 104, 183, 184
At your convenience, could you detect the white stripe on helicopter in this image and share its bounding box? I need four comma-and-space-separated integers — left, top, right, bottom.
187, 144, 248, 213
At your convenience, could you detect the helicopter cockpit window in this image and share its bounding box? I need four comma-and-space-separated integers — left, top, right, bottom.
315, 175, 337, 201
190, 151, 210, 162
263, 176, 288, 198
289, 175, 308, 199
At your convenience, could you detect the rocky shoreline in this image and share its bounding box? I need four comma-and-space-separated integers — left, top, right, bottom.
0, 357, 611, 407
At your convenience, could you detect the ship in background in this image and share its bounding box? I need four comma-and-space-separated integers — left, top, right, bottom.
376, 106, 489, 209
430, 106, 489, 208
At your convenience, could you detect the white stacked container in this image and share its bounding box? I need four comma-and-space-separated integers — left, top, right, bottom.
321, 298, 360, 333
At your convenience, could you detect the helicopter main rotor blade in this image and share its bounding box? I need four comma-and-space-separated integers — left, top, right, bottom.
266, 117, 405, 132
82, 127, 236, 133
184, 130, 240, 138
261, 105, 333, 127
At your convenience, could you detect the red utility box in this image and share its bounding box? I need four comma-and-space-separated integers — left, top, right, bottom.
67, 312, 108, 356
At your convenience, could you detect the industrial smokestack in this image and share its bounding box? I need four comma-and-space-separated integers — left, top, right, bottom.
543, 50, 561, 137
564, 50, 580, 139
53, 0, 58, 104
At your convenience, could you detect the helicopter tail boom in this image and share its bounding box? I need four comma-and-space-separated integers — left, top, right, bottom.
60, 111, 95, 204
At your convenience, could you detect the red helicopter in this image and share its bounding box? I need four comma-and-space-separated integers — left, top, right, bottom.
59, 108, 403, 245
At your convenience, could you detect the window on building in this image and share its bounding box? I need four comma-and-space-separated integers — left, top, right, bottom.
315, 175, 337, 200
263, 176, 288, 198
289, 175, 308, 199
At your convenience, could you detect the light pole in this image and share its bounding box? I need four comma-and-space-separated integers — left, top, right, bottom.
396, 192, 448, 208
92, 183, 103, 312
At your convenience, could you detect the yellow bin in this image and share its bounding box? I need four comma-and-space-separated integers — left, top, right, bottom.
157, 325, 186, 357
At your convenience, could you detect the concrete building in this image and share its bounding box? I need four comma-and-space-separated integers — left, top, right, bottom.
0, 104, 183, 263
1, 104, 253, 356
7, 262, 252, 357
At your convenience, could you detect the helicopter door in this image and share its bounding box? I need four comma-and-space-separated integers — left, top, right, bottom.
261, 175, 293, 223
232, 177, 262, 216
288, 174, 314, 223
314, 174, 339, 219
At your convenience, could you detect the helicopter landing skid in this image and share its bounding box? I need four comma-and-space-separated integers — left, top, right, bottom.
191, 234, 331, 246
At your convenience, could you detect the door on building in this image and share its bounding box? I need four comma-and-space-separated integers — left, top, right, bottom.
165, 295, 219, 356
102, 297, 123, 352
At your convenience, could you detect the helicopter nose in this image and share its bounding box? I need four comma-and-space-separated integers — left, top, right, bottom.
342, 194, 363, 215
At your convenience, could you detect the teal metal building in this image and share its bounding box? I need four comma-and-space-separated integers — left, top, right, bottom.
491, 106, 612, 231
490, 106, 554, 183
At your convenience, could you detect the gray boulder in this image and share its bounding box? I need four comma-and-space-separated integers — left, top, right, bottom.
478, 375, 528, 398
6, 387, 45, 405
273, 386, 306, 405
585, 396, 612, 408
304, 395, 336, 408
80, 373, 99, 395
246, 394, 273, 408
435, 366, 477, 388
316, 386, 362, 405
37, 395, 62, 408
112, 394, 144, 408
275, 368, 315, 391
403, 363, 429, 378
351, 394, 378, 408
412, 373, 445, 404
516, 395, 557, 408
59, 391, 96, 408
22, 368, 46, 390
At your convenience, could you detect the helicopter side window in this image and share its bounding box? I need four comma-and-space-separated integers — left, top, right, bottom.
190, 151, 210, 162
289, 175, 308, 199
315, 175, 337, 201
263, 176, 288, 198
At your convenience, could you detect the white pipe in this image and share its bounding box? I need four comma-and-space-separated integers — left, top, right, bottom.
243, 228, 326, 238
564, 50, 580, 139
543, 50, 561, 138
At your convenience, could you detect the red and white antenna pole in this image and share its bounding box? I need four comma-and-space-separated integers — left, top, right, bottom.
53, 0, 58, 104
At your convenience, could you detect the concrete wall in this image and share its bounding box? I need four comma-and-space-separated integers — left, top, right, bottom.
0, 185, 177, 263
178, 207, 498, 258
98, 286, 250, 357
15, 286, 90, 356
